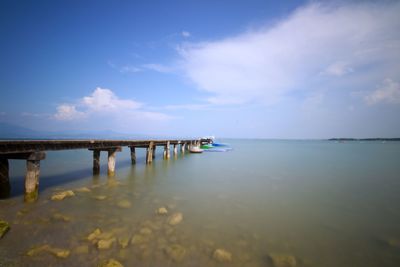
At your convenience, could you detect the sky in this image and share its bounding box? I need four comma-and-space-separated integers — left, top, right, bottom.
0, 0, 399, 139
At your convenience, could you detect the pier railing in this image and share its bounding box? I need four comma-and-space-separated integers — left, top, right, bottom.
0, 138, 212, 202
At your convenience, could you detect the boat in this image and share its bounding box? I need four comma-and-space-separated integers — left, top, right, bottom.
189, 146, 204, 153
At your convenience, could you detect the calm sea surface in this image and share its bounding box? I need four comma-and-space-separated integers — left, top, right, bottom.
0, 139, 400, 266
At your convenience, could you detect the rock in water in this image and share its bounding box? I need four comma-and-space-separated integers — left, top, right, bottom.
139, 227, 152, 235
118, 237, 130, 249
269, 253, 297, 267
48, 247, 70, 258
131, 234, 148, 245
27, 245, 51, 256
156, 207, 168, 215
27, 245, 70, 258
0, 220, 10, 239
167, 212, 183, 225
98, 258, 124, 267
97, 238, 116, 250
213, 249, 232, 262
75, 187, 91, 193
117, 200, 132, 208
87, 228, 102, 241
164, 244, 186, 262
51, 190, 75, 201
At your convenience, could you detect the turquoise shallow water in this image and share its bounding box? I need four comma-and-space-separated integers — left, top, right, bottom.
0, 139, 400, 266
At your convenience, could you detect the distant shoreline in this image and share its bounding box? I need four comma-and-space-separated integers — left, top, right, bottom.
328, 138, 400, 141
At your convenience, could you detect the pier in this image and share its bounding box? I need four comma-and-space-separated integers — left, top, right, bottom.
0, 139, 210, 202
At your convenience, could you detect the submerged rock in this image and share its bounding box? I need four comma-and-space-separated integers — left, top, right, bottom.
118, 237, 130, 249
167, 212, 183, 226
94, 195, 107, 200
51, 213, 71, 222
164, 244, 186, 262
75, 187, 91, 193
97, 231, 114, 240
131, 234, 148, 245
27, 245, 51, 256
139, 227, 152, 235
48, 247, 70, 258
0, 220, 10, 239
51, 190, 75, 201
117, 200, 132, 209
97, 238, 116, 250
87, 228, 102, 241
27, 245, 70, 258
269, 253, 297, 267
98, 258, 124, 267
156, 207, 168, 215
213, 248, 232, 262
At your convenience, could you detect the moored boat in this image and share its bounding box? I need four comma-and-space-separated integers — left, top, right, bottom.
189, 146, 204, 153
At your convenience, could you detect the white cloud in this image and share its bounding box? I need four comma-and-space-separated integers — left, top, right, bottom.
164, 103, 211, 111
365, 79, 400, 105
182, 31, 191, 38
108, 61, 142, 73
177, 2, 400, 105
321, 61, 353, 77
82, 87, 142, 111
54, 104, 86, 121
142, 63, 174, 73
53, 87, 173, 124
119, 65, 141, 73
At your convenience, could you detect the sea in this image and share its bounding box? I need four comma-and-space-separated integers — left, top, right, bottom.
0, 139, 399, 267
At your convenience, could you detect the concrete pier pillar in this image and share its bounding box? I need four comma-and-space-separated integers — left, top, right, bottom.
173, 144, 178, 155
146, 142, 154, 164
181, 143, 185, 153
0, 158, 10, 199
108, 149, 117, 177
130, 147, 136, 165
93, 150, 100, 175
25, 160, 40, 202
164, 141, 170, 159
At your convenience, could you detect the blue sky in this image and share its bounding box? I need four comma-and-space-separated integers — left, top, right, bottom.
1, 0, 399, 138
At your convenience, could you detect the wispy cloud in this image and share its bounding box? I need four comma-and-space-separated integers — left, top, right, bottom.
108, 61, 142, 74
364, 79, 400, 105
321, 61, 353, 77
142, 63, 174, 73
181, 31, 191, 38
164, 103, 212, 111
176, 2, 400, 105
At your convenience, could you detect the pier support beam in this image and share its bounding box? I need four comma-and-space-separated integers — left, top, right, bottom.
152, 146, 156, 159
146, 142, 154, 164
164, 141, 170, 159
25, 160, 40, 202
0, 158, 10, 199
107, 148, 121, 177
129, 147, 136, 165
181, 143, 185, 153
173, 144, 178, 155
93, 150, 100, 175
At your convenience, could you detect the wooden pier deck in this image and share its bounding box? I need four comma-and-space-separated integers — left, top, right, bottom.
0, 138, 211, 202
